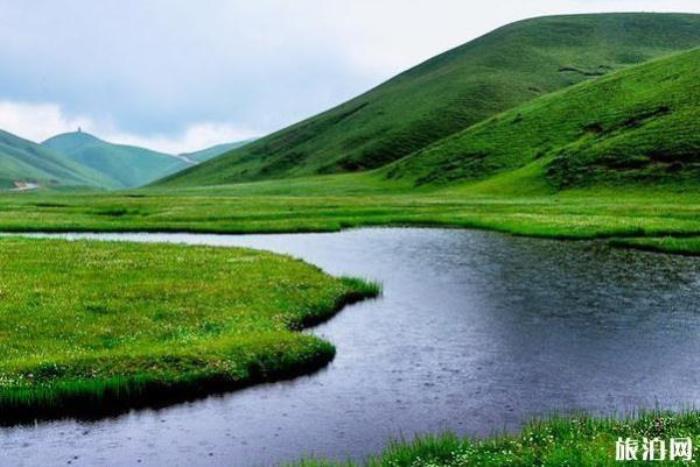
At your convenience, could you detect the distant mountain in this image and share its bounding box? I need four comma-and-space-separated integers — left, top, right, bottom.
179, 140, 254, 164
43, 132, 192, 188
385, 48, 700, 190
157, 13, 700, 188
0, 129, 112, 190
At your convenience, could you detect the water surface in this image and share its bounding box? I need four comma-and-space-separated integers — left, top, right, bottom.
2, 228, 700, 466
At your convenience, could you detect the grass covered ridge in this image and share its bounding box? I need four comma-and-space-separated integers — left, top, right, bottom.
0, 129, 113, 190
297, 412, 700, 466
43, 131, 192, 189
386, 47, 700, 189
0, 237, 379, 421
158, 13, 700, 187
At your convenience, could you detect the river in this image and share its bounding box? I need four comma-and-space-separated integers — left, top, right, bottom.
2, 228, 700, 466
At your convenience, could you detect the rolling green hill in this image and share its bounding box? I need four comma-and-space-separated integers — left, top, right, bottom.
158, 13, 700, 188
43, 132, 192, 188
0, 129, 113, 190
385, 48, 700, 191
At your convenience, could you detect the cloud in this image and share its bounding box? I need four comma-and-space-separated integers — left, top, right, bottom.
0, 100, 258, 153
0, 101, 93, 143
318, 0, 700, 77
106, 122, 259, 154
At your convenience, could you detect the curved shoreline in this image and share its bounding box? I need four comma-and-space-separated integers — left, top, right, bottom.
0, 238, 380, 425
4, 219, 700, 257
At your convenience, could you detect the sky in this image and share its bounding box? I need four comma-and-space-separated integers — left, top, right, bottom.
0, 0, 699, 154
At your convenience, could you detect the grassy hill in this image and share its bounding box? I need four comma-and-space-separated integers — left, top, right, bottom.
43, 132, 191, 188
0, 129, 113, 190
385, 48, 700, 191
158, 13, 700, 188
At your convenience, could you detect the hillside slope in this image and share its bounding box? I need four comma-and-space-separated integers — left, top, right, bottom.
179, 140, 254, 163
385, 48, 700, 190
43, 132, 191, 188
158, 12, 700, 187
0, 130, 112, 190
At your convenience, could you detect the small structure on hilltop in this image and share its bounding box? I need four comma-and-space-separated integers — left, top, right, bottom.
12, 181, 40, 191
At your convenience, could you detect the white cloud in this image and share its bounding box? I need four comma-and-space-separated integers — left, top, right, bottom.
317, 0, 700, 78
1, 1, 699, 152
0, 101, 93, 143
0, 100, 258, 154
105, 123, 259, 155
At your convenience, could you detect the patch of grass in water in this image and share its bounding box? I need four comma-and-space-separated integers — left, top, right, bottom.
611, 236, 700, 256
0, 237, 379, 423
294, 411, 700, 466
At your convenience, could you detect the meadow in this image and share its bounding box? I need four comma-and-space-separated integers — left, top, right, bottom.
0, 236, 379, 422
3, 172, 700, 466
3, 188, 699, 464
3, 179, 700, 254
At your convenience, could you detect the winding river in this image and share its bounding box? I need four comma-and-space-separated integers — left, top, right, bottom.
3, 228, 700, 466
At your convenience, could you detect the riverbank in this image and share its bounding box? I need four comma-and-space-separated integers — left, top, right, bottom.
2, 185, 700, 255
297, 411, 700, 466
0, 237, 379, 423
2, 228, 699, 464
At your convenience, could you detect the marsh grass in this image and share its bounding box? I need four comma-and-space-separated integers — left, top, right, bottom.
4, 187, 700, 255
0, 238, 379, 423
294, 411, 700, 466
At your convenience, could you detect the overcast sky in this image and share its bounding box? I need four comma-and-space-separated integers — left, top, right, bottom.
0, 0, 699, 153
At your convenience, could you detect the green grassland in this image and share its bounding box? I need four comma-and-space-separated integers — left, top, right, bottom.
159, 13, 700, 187
297, 412, 700, 466
0, 237, 378, 421
3, 184, 700, 254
